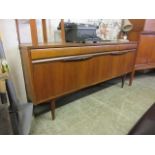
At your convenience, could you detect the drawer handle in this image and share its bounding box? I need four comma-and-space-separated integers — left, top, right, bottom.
62, 55, 93, 62
110, 51, 129, 56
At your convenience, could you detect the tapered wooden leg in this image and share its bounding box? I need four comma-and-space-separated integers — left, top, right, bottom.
50, 100, 56, 120
121, 74, 126, 88
129, 70, 135, 86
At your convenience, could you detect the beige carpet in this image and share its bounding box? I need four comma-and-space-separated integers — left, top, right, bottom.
30, 72, 155, 135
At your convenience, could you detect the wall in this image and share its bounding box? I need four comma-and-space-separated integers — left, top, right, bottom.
0, 19, 27, 102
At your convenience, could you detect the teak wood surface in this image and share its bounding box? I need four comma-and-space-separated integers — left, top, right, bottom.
20, 42, 137, 120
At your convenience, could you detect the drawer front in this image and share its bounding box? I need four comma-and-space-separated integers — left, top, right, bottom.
32, 50, 136, 103
31, 44, 137, 60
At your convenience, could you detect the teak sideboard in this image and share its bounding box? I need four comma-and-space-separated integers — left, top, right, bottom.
20, 42, 137, 120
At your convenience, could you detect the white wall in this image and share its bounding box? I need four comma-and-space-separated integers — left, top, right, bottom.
0, 19, 27, 102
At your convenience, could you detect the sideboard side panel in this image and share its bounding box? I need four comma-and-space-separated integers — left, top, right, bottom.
20, 48, 36, 103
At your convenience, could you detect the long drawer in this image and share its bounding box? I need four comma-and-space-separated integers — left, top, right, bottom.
30, 44, 137, 60
31, 49, 136, 104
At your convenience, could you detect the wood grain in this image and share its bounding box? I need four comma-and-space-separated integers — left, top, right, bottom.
31, 44, 137, 60
29, 19, 38, 46
32, 50, 135, 104
42, 19, 48, 43
21, 43, 136, 103
20, 43, 137, 120
20, 48, 36, 102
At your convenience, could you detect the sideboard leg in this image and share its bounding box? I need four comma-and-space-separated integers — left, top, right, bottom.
121, 74, 126, 88
50, 100, 56, 120
129, 71, 135, 86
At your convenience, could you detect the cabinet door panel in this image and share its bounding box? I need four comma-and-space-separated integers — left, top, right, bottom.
111, 51, 135, 77
32, 55, 112, 102
136, 35, 155, 65
124, 51, 136, 72
148, 36, 155, 63
32, 51, 135, 103
33, 62, 64, 102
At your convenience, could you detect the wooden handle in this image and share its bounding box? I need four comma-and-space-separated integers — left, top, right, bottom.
110, 51, 129, 56
62, 55, 93, 62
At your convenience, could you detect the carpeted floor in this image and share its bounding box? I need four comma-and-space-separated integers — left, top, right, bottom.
30, 72, 155, 135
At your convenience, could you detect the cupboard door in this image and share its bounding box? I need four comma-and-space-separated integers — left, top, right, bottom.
148, 35, 155, 63
111, 51, 136, 77
136, 35, 155, 65
124, 50, 136, 72
33, 61, 64, 103
32, 50, 135, 104
32, 54, 112, 103
149, 46, 155, 63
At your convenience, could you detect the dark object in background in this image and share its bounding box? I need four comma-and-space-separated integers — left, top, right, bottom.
6, 80, 33, 135
0, 104, 13, 135
0, 39, 13, 134
128, 103, 155, 135
0, 93, 7, 104
58, 22, 101, 43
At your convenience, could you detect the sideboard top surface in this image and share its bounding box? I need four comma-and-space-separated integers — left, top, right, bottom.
20, 41, 137, 50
